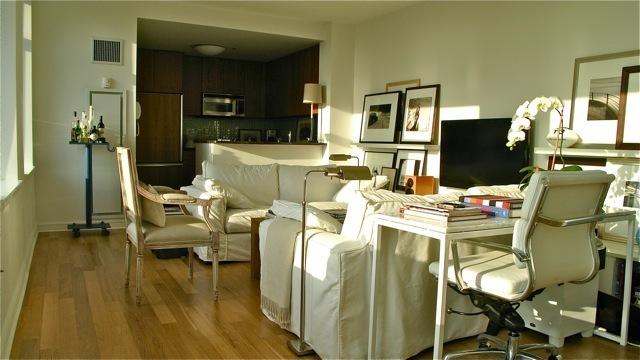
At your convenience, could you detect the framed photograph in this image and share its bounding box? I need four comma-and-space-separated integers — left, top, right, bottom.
380, 167, 397, 191
297, 118, 311, 142
600, 158, 640, 244
363, 151, 396, 176
385, 79, 421, 92
238, 129, 261, 142
359, 91, 402, 143
400, 84, 440, 143
616, 65, 640, 150
569, 50, 640, 145
394, 150, 426, 192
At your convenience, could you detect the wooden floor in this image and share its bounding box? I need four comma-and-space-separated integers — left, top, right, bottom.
11, 230, 640, 359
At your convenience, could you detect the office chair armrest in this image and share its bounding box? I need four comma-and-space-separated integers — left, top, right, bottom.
536, 212, 605, 227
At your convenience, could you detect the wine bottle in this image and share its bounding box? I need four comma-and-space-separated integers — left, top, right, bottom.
70, 112, 78, 142
97, 116, 105, 141
89, 126, 99, 142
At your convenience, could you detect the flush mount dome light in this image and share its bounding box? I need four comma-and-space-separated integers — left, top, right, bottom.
192, 44, 226, 56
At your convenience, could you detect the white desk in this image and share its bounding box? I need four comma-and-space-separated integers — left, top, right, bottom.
367, 215, 517, 360
592, 208, 637, 346
367, 209, 637, 359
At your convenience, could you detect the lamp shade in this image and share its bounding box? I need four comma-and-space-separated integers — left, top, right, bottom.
192, 44, 226, 56
303, 83, 323, 104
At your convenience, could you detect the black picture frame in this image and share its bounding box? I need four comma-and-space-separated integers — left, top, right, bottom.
359, 91, 402, 143
363, 151, 397, 176
395, 159, 421, 192
266, 129, 278, 142
297, 118, 312, 142
239, 129, 262, 142
400, 84, 440, 144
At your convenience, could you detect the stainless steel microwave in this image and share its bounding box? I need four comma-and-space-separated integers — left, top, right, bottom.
202, 93, 245, 117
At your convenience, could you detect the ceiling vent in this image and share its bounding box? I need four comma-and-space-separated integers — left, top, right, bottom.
92, 38, 123, 65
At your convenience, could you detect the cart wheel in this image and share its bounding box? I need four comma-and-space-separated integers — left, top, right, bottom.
101, 228, 110, 236
72, 229, 81, 238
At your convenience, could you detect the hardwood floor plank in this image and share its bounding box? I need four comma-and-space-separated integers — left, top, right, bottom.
10, 230, 640, 359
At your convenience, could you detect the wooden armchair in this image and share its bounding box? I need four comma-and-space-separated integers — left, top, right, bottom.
116, 147, 220, 304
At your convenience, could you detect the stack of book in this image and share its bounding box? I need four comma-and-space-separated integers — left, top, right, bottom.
402, 202, 488, 222
458, 195, 524, 218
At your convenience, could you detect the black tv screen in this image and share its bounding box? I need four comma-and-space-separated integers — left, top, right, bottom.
439, 118, 529, 189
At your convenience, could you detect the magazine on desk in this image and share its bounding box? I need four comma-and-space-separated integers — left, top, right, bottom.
402, 202, 487, 222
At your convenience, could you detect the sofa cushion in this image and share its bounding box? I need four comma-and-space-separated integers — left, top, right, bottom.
278, 164, 344, 203
192, 175, 254, 208
225, 207, 270, 233
202, 161, 279, 206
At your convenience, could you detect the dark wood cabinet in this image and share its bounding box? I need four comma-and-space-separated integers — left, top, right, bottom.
137, 165, 184, 189
136, 93, 182, 163
183, 56, 202, 116
137, 49, 183, 94
202, 58, 223, 93
182, 148, 196, 186
266, 45, 319, 117
244, 61, 266, 118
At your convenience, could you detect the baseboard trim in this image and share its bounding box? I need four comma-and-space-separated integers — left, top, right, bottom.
1, 230, 38, 358
38, 217, 126, 232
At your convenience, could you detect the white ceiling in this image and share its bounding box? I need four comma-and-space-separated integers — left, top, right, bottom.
137, 1, 420, 62
137, 18, 320, 62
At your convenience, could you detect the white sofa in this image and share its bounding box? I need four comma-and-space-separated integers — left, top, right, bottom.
181, 161, 381, 261
259, 186, 523, 358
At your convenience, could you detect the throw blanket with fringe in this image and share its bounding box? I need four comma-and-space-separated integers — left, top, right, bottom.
260, 217, 302, 329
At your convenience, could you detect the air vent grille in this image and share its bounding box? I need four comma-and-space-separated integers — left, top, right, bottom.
92, 38, 123, 65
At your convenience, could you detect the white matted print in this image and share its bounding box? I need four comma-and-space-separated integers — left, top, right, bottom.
359, 91, 402, 143
600, 158, 640, 243
401, 85, 440, 144
385, 79, 421, 93
363, 151, 396, 176
570, 50, 640, 145
616, 65, 640, 149
394, 150, 426, 192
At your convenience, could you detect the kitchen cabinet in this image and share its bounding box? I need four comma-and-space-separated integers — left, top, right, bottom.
136, 49, 183, 94
137, 164, 185, 189
136, 92, 182, 163
266, 45, 319, 117
202, 58, 224, 93
244, 61, 266, 118
183, 56, 202, 116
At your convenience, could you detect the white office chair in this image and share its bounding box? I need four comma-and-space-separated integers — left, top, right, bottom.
429, 170, 614, 360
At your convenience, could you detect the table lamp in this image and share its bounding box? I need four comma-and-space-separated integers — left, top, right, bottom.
303, 83, 323, 142
288, 165, 372, 356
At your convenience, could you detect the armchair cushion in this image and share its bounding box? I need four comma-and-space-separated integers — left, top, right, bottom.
139, 183, 166, 227
428, 250, 529, 301
126, 215, 210, 245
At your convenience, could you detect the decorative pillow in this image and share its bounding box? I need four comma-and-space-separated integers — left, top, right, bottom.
270, 199, 343, 234
139, 183, 166, 227
193, 175, 254, 209
331, 175, 390, 202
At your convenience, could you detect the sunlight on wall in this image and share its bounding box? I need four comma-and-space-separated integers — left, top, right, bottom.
22, 2, 33, 174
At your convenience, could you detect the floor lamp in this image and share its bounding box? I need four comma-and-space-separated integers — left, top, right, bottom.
303, 83, 323, 142
329, 154, 362, 188
288, 165, 372, 356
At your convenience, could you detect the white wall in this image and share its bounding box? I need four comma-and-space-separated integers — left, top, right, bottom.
32, 1, 334, 229
353, 1, 639, 177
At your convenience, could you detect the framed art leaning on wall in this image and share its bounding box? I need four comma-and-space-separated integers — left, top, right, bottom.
400, 84, 440, 144
359, 91, 402, 143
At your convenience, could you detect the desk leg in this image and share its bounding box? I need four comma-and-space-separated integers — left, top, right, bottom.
433, 237, 450, 360
367, 224, 382, 359
620, 218, 636, 346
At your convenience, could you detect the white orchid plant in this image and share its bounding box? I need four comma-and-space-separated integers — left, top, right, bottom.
507, 96, 581, 190
506, 96, 564, 150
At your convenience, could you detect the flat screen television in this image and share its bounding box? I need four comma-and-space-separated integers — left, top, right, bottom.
439, 118, 529, 189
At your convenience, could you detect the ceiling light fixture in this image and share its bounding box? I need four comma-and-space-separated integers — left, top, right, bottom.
192, 44, 226, 56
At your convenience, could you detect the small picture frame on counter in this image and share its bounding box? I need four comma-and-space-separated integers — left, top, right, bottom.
297, 118, 312, 142
239, 129, 262, 143
266, 129, 278, 142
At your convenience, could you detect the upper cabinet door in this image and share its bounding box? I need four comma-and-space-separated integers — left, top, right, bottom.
153, 50, 183, 93
202, 58, 223, 93
183, 56, 202, 116
136, 49, 183, 94
137, 48, 155, 93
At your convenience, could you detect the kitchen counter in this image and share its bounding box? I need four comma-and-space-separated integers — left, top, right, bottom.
193, 142, 326, 171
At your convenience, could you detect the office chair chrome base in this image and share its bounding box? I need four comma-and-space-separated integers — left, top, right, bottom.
444, 332, 561, 360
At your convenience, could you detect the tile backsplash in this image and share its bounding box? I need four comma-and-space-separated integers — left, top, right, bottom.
183, 116, 314, 145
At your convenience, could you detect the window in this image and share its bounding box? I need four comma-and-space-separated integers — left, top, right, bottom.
1, 0, 20, 197
22, 2, 33, 174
